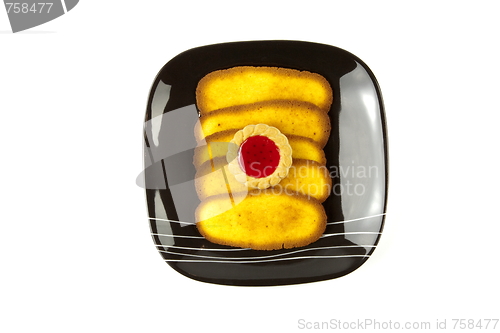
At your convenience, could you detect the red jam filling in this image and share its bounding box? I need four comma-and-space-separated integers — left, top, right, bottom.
238, 135, 280, 178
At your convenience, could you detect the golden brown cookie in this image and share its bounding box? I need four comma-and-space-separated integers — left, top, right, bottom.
226, 124, 292, 190
196, 189, 327, 250
195, 100, 331, 147
196, 66, 333, 114
193, 130, 327, 168
195, 157, 332, 203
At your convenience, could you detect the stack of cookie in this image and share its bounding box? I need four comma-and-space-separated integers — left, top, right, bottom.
193, 66, 333, 250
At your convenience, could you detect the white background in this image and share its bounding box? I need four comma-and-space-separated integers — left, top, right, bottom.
1, 1, 499, 332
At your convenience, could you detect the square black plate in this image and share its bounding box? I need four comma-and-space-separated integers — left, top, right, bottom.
140, 40, 388, 286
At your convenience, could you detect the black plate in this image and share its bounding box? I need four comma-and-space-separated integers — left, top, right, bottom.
140, 40, 388, 286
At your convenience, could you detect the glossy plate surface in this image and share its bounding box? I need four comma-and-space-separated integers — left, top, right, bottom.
140, 41, 388, 286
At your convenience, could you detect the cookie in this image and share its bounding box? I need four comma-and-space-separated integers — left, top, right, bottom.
196, 189, 327, 250
196, 100, 331, 147
196, 66, 333, 114
193, 130, 327, 168
195, 157, 332, 203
